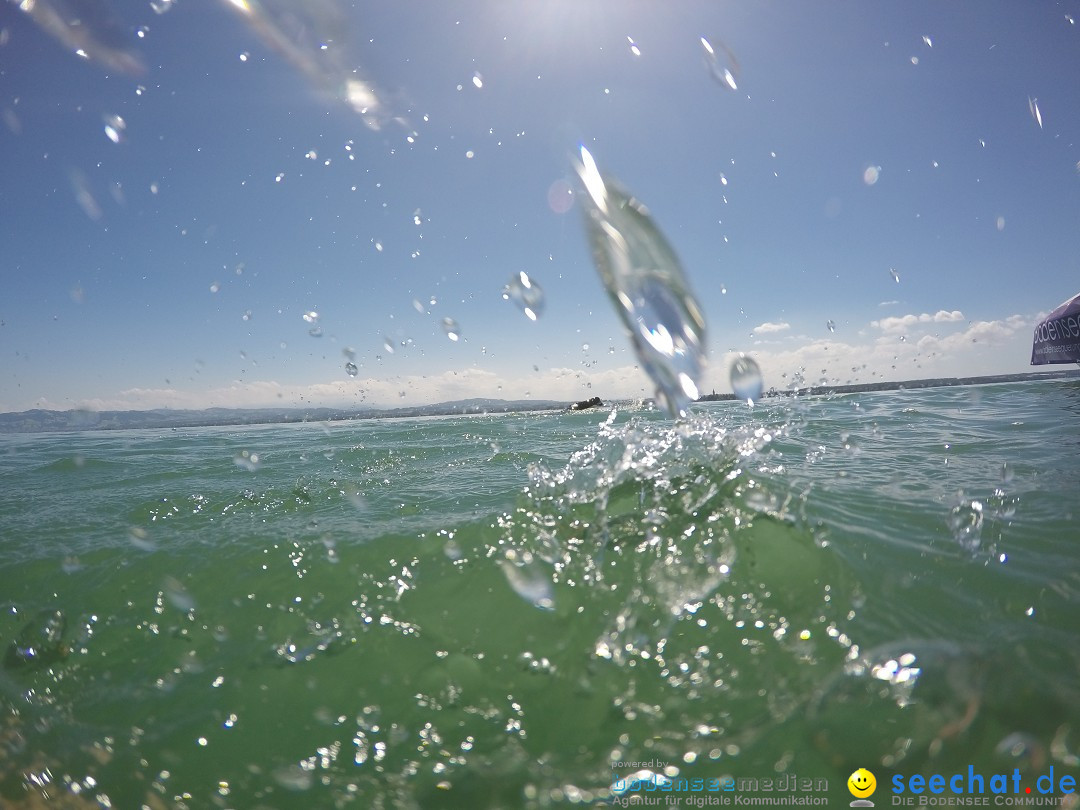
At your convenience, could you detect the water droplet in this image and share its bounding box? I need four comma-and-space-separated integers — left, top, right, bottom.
345, 362, 358, 377
442, 317, 461, 342
863, 165, 881, 185
465, 150, 475, 159
471, 71, 484, 89
546, 178, 575, 214
382, 336, 395, 353
827, 319, 836, 332
501, 271, 545, 321
150, 0, 174, 13
574, 146, 707, 417
163, 576, 196, 612
501, 550, 554, 610
239, 51, 249, 62
234, 450, 260, 471
910, 55, 920, 65
241, 310, 252, 322
996, 216, 1005, 231
273, 764, 313, 791
1028, 96, 1043, 129
129, 526, 156, 551
948, 499, 984, 551
890, 268, 900, 283
730, 355, 762, 405
103, 113, 126, 144
4, 609, 67, 670
700, 37, 739, 91
302, 311, 321, 336
922, 35, 933, 48
304, 149, 317, 160
627, 36, 641, 57
209, 281, 220, 293
412, 209, 423, 226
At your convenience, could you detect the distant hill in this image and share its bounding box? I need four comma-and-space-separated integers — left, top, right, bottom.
0, 399, 567, 434
4, 370, 1077, 433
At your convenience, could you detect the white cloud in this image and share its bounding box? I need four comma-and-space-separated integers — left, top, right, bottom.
871, 310, 965, 333
703, 315, 1030, 394
753, 321, 791, 334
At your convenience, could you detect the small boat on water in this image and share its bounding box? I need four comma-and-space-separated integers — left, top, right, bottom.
568, 396, 603, 411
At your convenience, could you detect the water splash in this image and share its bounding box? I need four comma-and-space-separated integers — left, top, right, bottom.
1028, 96, 1043, 129
15, 0, 145, 76
223, 0, 395, 130
502, 271, 545, 321
103, 113, 126, 144
700, 37, 739, 90
574, 145, 707, 417
730, 355, 763, 405
948, 498, 984, 551
274, 618, 346, 664
813, 640, 985, 769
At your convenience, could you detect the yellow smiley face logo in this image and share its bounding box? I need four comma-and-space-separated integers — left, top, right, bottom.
848, 768, 877, 798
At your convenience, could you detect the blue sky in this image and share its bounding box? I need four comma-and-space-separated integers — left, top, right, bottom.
2, 0, 1078, 412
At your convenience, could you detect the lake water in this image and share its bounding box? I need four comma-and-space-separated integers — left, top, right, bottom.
1, 380, 1078, 808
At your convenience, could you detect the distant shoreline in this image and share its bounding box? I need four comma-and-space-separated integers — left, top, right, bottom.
698, 368, 1080, 402
2, 369, 1077, 434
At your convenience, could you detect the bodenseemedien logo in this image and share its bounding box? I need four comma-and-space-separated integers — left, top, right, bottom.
849, 768, 877, 807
